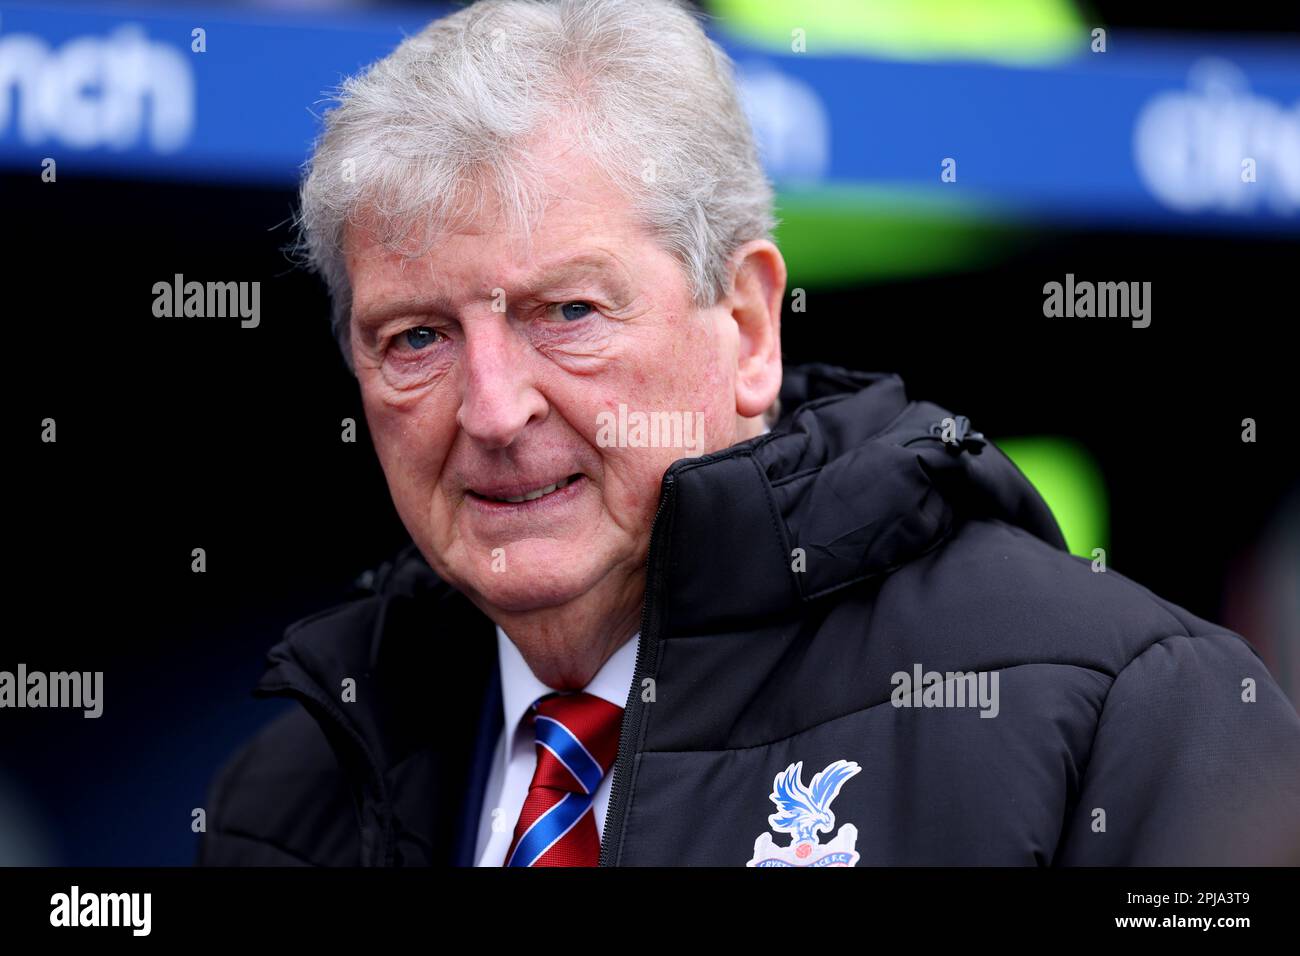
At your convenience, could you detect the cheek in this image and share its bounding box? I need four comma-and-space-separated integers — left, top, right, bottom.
598, 444, 669, 536
625, 309, 714, 396
659, 317, 734, 431
362, 384, 454, 498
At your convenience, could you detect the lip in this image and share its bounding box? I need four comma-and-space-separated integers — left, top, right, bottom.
465, 473, 588, 511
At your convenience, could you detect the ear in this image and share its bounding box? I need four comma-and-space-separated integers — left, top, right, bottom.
726, 239, 785, 419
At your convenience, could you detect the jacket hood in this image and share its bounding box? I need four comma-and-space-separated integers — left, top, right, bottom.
656, 365, 1066, 634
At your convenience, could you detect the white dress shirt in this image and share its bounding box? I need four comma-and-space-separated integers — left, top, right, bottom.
473, 625, 640, 866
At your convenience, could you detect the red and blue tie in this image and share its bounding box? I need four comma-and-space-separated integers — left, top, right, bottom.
504, 691, 624, 867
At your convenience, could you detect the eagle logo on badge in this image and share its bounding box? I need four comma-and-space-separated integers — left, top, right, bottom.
746, 759, 861, 867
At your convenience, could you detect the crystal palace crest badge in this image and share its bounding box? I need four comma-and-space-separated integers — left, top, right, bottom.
746, 759, 862, 867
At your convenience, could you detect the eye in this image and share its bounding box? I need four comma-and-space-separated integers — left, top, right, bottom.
553, 301, 595, 322
401, 326, 440, 350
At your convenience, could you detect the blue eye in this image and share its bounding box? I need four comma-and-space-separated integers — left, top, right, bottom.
404, 327, 437, 350
558, 302, 592, 321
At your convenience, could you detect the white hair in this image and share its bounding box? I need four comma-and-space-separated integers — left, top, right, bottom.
295, 0, 777, 372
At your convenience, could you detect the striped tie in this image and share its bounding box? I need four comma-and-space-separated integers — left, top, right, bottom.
504, 691, 624, 867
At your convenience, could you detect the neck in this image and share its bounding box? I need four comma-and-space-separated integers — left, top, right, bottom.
478, 570, 643, 689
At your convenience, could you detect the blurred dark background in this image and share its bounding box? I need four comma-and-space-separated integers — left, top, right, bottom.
2, 0, 1297, 864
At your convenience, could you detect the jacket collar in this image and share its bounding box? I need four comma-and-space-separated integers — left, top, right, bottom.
655, 366, 1065, 634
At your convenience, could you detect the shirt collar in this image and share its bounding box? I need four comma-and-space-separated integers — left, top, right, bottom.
496, 625, 640, 756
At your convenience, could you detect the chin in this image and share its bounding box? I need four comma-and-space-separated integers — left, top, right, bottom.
464, 543, 612, 614
470, 572, 595, 614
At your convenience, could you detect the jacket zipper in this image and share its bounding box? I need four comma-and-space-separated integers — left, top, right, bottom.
598, 472, 676, 866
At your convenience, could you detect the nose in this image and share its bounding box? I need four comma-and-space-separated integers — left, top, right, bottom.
455, 317, 548, 449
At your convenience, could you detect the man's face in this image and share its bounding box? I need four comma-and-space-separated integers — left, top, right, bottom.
344, 144, 749, 620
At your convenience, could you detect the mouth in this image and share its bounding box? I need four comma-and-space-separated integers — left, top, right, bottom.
467, 473, 585, 505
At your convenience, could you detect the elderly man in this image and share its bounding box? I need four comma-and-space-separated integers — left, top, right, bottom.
200, 0, 1300, 867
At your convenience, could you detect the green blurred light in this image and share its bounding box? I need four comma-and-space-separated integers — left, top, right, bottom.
709, 0, 1086, 65
774, 185, 1024, 285
997, 436, 1108, 558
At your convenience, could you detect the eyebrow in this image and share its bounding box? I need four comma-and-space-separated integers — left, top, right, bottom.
352, 251, 632, 331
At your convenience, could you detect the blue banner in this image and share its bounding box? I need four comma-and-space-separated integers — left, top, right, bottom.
2, 1, 1297, 232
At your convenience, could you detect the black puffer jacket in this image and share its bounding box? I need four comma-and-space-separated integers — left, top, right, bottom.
199, 366, 1300, 866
